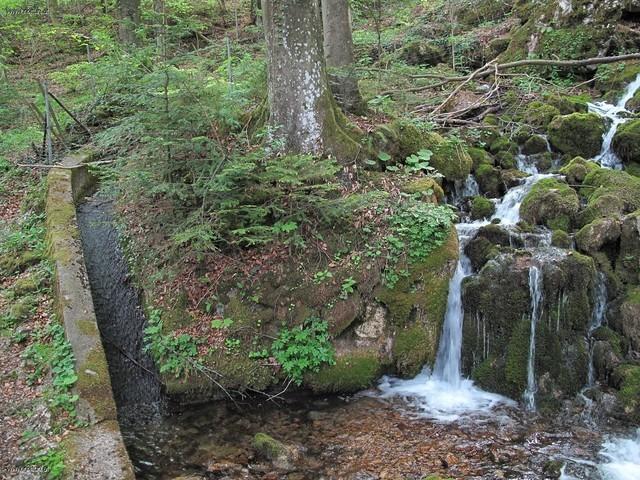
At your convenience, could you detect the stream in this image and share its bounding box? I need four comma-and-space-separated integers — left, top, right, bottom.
75, 78, 640, 479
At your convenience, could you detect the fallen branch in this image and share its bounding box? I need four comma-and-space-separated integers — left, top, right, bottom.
390, 52, 640, 96
17, 160, 115, 169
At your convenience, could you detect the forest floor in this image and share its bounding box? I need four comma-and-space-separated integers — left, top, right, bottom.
0, 180, 52, 478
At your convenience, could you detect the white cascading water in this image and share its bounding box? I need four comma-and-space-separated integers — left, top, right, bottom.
523, 266, 543, 411
378, 170, 553, 420
492, 173, 555, 224
588, 74, 640, 169
597, 430, 640, 480
587, 271, 608, 386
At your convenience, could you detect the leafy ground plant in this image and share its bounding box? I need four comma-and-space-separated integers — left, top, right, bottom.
271, 317, 335, 385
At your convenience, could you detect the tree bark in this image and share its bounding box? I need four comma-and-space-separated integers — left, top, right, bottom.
117, 0, 141, 45
322, 0, 366, 114
261, 0, 359, 158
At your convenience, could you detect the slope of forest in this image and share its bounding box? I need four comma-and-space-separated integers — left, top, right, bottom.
1, 0, 640, 478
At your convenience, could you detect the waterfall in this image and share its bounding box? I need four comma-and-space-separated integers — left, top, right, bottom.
377, 172, 554, 420
492, 173, 555, 224
587, 272, 608, 386
588, 73, 640, 169
523, 266, 543, 411
433, 228, 475, 386
452, 174, 480, 205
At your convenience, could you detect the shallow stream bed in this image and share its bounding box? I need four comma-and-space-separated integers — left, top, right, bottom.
121, 391, 636, 480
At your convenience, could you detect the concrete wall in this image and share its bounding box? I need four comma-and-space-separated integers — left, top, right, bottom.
45, 152, 135, 480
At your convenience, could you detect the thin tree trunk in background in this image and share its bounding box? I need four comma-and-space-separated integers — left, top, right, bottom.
249, 0, 258, 25
117, 0, 141, 45
154, 0, 166, 58
261, 0, 357, 158
322, 0, 366, 114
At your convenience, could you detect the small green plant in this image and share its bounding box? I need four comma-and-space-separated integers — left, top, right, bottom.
28, 446, 66, 479
22, 322, 78, 419
144, 309, 198, 377
313, 270, 333, 284
390, 201, 456, 261
271, 317, 335, 385
211, 317, 234, 329
224, 337, 241, 353
404, 149, 440, 175
340, 277, 357, 299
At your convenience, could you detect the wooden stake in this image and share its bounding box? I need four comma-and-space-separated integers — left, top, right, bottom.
40, 81, 54, 164
47, 91, 92, 137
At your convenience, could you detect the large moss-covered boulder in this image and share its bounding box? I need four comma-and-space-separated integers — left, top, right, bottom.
522, 135, 548, 155
372, 119, 425, 163
468, 147, 494, 170
423, 132, 473, 182
616, 212, 640, 285
463, 224, 511, 271
611, 363, 640, 422
581, 168, 640, 214
577, 194, 625, 228
462, 250, 595, 407
523, 101, 560, 130
470, 196, 495, 220
521, 178, 580, 231
542, 93, 589, 115
376, 228, 459, 377
612, 119, 640, 169
620, 288, 640, 352
476, 164, 504, 198
547, 113, 605, 159
575, 217, 623, 255
401, 40, 444, 66
559, 157, 599, 185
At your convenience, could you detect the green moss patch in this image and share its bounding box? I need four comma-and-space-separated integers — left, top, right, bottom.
521, 178, 580, 231
306, 351, 382, 393
547, 113, 605, 158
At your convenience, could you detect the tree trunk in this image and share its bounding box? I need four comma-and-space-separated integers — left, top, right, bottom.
154, 0, 166, 57
117, 0, 141, 45
322, 0, 366, 114
261, 0, 359, 158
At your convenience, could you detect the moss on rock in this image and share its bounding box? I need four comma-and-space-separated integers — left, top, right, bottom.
468, 147, 494, 170
542, 93, 589, 115
582, 168, 640, 214
612, 364, 640, 422
489, 136, 518, 155
377, 228, 459, 376
423, 132, 473, 182
402, 177, 445, 203
522, 135, 548, 155
559, 157, 599, 185
253, 433, 284, 460
306, 351, 382, 393
476, 163, 504, 198
470, 196, 495, 220
612, 119, 640, 168
551, 229, 572, 249
521, 178, 580, 231
401, 40, 444, 66
523, 101, 560, 130
575, 217, 622, 254
547, 113, 605, 158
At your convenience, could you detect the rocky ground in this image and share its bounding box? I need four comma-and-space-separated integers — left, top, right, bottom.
124, 393, 619, 480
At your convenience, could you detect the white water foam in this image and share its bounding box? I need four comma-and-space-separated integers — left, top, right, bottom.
588, 74, 640, 169
598, 430, 640, 480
